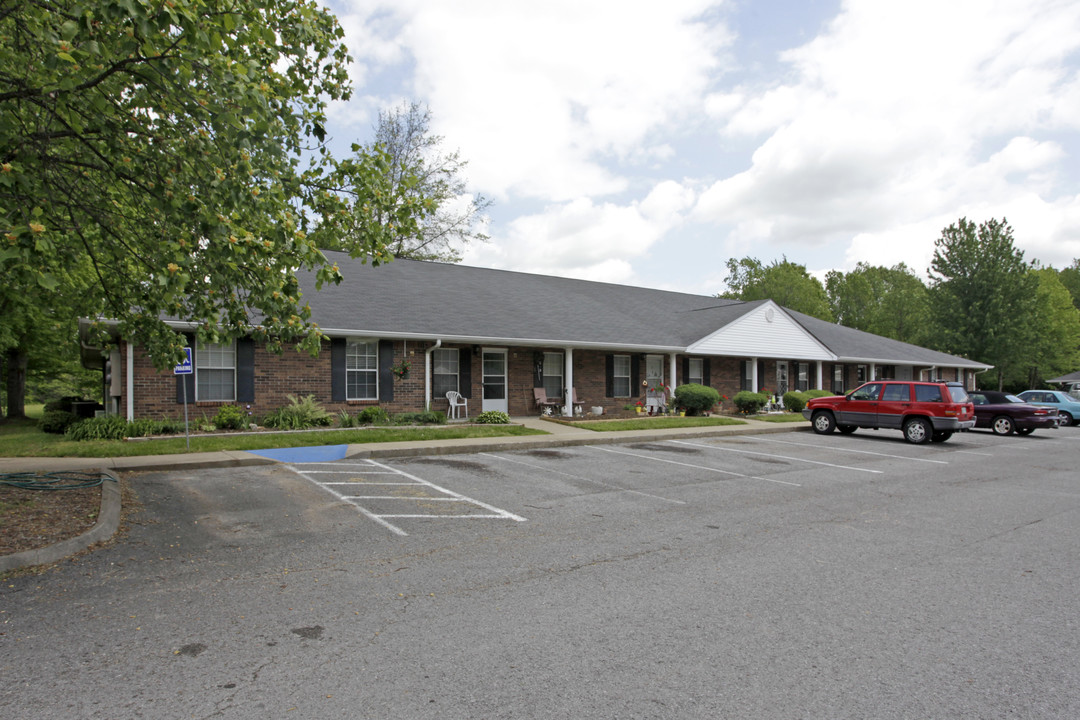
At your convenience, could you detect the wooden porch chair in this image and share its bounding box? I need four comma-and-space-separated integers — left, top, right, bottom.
533, 387, 562, 415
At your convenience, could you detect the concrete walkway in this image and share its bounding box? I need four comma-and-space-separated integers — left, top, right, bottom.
0, 415, 809, 475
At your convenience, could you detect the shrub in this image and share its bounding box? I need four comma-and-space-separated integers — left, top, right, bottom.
474, 410, 511, 424
213, 404, 248, 430
39, 409, 79, 434
357, 406, 391, 425
65, 416, 130, 441
733, 390, 768, 415
782, 391, 809, 414
337, 410, 357, 428
262, 394, 333, 430
674, 383, 720, 416
806, 389, 833, 399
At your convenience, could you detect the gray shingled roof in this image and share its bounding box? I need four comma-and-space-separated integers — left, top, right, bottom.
299, 251, 988, 369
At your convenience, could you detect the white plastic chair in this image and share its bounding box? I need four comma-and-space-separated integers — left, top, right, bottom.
446, 391, 468, 419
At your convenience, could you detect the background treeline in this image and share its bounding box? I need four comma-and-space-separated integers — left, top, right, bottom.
719, 218, 1080, 392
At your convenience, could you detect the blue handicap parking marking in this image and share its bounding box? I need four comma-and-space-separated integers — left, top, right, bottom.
249, 444, 349, 463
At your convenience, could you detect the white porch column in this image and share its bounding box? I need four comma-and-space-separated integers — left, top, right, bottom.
816, 362, 823, 390
563, 348, 574, 416
870, 362, 877, 381
751, 357, 759, 392
669, 352, 677, 392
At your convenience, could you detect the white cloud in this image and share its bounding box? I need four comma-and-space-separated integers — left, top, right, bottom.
695, 0, 1080, 270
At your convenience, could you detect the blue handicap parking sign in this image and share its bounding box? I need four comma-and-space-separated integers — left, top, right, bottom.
174, 347, 193, 375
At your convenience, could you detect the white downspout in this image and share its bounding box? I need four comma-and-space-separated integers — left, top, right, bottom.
126, 341, 134, 421
425, 339, 441, 412
563, 348, 574, 416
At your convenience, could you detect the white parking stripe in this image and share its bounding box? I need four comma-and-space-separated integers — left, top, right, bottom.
285, 458, 526, 536
741, 436, 949, 464
669, 440, 883, 475
480, 452, 687, 504
591, 445, 803, 487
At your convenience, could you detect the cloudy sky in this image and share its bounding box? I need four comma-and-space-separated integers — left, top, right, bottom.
320, 0, 1080, 295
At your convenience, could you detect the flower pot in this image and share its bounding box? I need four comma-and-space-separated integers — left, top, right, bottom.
636, 407, 642, 413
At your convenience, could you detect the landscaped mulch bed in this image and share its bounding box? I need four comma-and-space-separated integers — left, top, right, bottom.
0, 481, 101, 556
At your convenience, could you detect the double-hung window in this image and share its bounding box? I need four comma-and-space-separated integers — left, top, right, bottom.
346, 339, 378, 400
433, 348, 459, 397
612, 355, 631, 397
741, 360, 754, 392
832, 365, 844, 394
688, 358, 704, 385
796, 362, 810, 391
543, 352, 564, 400
196, 341, 236, 402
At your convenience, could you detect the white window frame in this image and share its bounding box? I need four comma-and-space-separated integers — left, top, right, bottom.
433, 348, 459, 398
613, 355, 631, 397
796, 362, 809, 391
688, 358, 704, 385
196, 340, 236, 402
346, 339, 379, 401
543, 352, 564, 400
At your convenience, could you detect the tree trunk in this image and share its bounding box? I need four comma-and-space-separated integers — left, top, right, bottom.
4, 349, 27, 419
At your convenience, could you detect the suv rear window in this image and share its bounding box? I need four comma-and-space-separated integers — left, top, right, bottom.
946, 385, 970, 403
914, 385, 943, 402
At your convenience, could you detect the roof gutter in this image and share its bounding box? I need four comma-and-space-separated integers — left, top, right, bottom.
425, 339, 441, 411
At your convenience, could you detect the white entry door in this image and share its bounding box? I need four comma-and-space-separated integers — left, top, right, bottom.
482, 349, 508, 413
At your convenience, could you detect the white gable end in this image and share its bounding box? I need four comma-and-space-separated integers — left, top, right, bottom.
687, 302, 834, 360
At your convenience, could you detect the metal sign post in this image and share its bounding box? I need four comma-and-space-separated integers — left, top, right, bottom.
174, 348, 193, 451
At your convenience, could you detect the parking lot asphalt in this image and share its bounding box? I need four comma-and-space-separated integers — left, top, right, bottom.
4, 423, 1079, 719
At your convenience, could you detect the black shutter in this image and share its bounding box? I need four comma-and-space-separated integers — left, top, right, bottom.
459, 348, 472, 398
236, 337, 255, 403
330, 338, 346, 402
176, 333, 195, 403
703, 359, 711, 387
681, 357, 689, 383
757, 360, 765, 392
605, 355, 614, 397
379, 340, 394, 403
631, 355, 641, 395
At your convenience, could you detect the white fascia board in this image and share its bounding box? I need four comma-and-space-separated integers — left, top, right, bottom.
686, 301, 835, 361
318, 328, 683, 352
833, 355, 993, 370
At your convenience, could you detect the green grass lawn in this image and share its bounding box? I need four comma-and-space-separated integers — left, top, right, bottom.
562, 416, 747, 432
0, 417, 546, 458
753, 412, 809, 423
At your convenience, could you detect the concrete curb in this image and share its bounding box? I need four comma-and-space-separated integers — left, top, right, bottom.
0, 469, 122, 574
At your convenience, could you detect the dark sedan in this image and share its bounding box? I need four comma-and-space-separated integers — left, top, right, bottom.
969, 390, 1060, 435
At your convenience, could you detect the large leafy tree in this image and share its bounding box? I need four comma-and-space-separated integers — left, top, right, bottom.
326, 102, 490, 263
1002, 267, 1080, 389
1059, 259, 1080, 312
0, 0, 433, 400
927, 218, 1037, 389
721, 256, 833, 321
825, 262, 930, 345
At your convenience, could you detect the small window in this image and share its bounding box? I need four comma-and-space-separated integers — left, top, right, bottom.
543, 352, 564, 400
196, 340, 236, 402
741, 360, 754, 392
796, 362, 809, 391
613, 355, 631, 397
882, 384, 910, 402
346, 339, 378, 400
689, 358, 703, 385
433, 348, 459, 397
851, 383, 882, 401
832, 365, 844, 394
914, 384, 943, 402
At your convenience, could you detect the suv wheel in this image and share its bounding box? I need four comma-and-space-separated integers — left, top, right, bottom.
991, 416, 1014, 435
837, 425, 857, 434
811, 411, 836, 434
903, 417, 931, 444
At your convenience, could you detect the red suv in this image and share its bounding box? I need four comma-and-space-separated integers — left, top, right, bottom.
802, 381, 976, 444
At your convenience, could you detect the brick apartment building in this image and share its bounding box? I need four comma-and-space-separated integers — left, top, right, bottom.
81, 251, 991, 420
